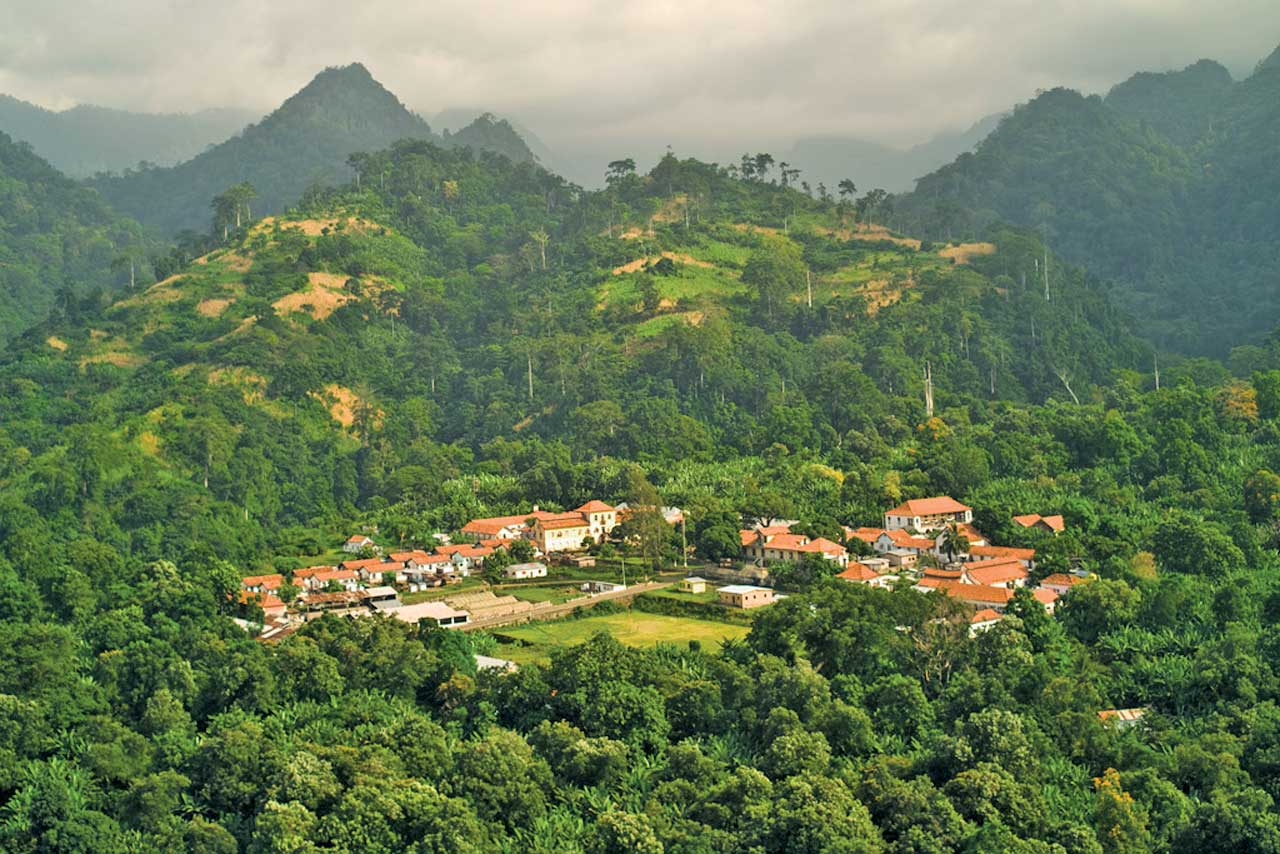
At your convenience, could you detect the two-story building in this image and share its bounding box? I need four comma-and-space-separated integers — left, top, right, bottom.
883, 496, 973, 532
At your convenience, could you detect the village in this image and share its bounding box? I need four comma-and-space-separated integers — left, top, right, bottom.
236, 494, 1094, 648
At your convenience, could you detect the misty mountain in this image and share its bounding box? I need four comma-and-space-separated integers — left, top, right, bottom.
900, 47, 1280, 356
780, 113, 1004, 194
0, 96, 255, 178
0, 130, 148, 340
89, 64, 534, 236
432, 108, 554, 166
1102, 58, 1234, 147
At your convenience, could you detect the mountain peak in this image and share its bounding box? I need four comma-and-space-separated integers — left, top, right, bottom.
270, 63, 428, 131
1256, 44, 1280, 75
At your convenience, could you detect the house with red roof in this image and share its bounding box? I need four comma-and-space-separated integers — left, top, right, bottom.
1013, 513, 1065, 534
343, 534, 376, 553
241, 574, 284, 595
884, 496, 973, 532
964, 558, 1030, 589
1040, 573, 1091, 596
837, 561, 895, 587
740, 528, 849, 567
462, 500, 624, 553
968, 544, 1036, 569
238, 589, 287, 620
874, 528, 936, 556
970, 608, 1004, 634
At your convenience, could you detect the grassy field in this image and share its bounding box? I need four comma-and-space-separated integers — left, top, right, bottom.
496, 612, 751, 666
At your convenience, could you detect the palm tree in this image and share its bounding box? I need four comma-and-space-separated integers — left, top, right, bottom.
940, 522, 970, 563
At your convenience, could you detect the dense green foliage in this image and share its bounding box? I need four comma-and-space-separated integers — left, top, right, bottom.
89, 64, 535, 236
0, 131, 150, 342
3, 128, 1280, 850
0, 95, 254, 178
902, 49, 1280, 357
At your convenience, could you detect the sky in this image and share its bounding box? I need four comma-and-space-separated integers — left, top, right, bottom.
1, 0, 1276, 164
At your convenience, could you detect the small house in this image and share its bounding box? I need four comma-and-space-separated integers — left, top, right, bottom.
970, 608, 1004, 635
344, 535, 376, 554
392, 600, 469, 627
504, 561, 548, 580
718, 584, 775, 609
679, 576, 708, 594
1013, 513, 1065, 534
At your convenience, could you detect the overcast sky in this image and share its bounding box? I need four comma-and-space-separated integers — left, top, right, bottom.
2, 0, 1276, 155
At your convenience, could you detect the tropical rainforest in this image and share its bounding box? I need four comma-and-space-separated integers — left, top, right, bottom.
1, 47, 1280, 853
901, 52, 1280, 357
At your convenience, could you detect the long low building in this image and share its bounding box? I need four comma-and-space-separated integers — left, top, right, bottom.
391, 600, 469, 627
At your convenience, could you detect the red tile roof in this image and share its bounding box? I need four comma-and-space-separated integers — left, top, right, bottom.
882, 529, 936, 550
847, 527, 885, 543
804, 537, 847, 556
970, 545, 1036, 561
1013, 513, 1065, 532
971, 608, 1003, 624
340, 557, 390, 571
923, 566, 965, 579
1032, 587, 1059, 606
966, 559, 1029, 586
920, 579, 1015, 605
310, 568, 358, 581
887, 496, 971, 517
293, 566, 334, 579
238, 590, 285, 609
242, 574, 283, 588
345, 535, 373, 545
538, 516, 591, 531
838, 564, 884, 582
575, 500, 615, 513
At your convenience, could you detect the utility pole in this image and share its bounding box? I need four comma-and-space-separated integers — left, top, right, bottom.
681, 516, 688, 569
924, 362, 934, 418
1043, 245, 1050, 301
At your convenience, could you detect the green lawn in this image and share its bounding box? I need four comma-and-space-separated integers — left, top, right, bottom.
497, 612, 750, 666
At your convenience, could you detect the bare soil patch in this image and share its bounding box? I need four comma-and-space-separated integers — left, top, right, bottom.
46, 336, 68, 351
939, 242, 996, 265
196, 297, 234, 317
611, 252, 715, 276
273, 272, 354, 320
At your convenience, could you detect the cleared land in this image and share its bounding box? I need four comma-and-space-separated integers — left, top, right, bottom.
497, 612, 750, 665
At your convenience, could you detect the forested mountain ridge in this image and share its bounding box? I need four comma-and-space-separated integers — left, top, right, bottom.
0, 130, 149, 342
900, 46, 1280, 357
7, 135, 1280, 852
87, 64, 536, 236
0, 95, 255, 178
5, 139, 1144, 564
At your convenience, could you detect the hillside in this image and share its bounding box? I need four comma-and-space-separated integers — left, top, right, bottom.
0, 130, 150, 341
0, 95, 254, 177
900, 46, 1280, 356
10, 119, 1280, 854
89, 64, 534, 236
3, 140, 1146, 566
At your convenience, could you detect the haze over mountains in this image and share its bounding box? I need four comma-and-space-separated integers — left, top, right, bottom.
901, 48, 1280, 356
0, 97, 256, 178
85, 65, 536, 235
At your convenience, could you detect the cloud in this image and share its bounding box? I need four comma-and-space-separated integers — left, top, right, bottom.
0, 0, 1275, 159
